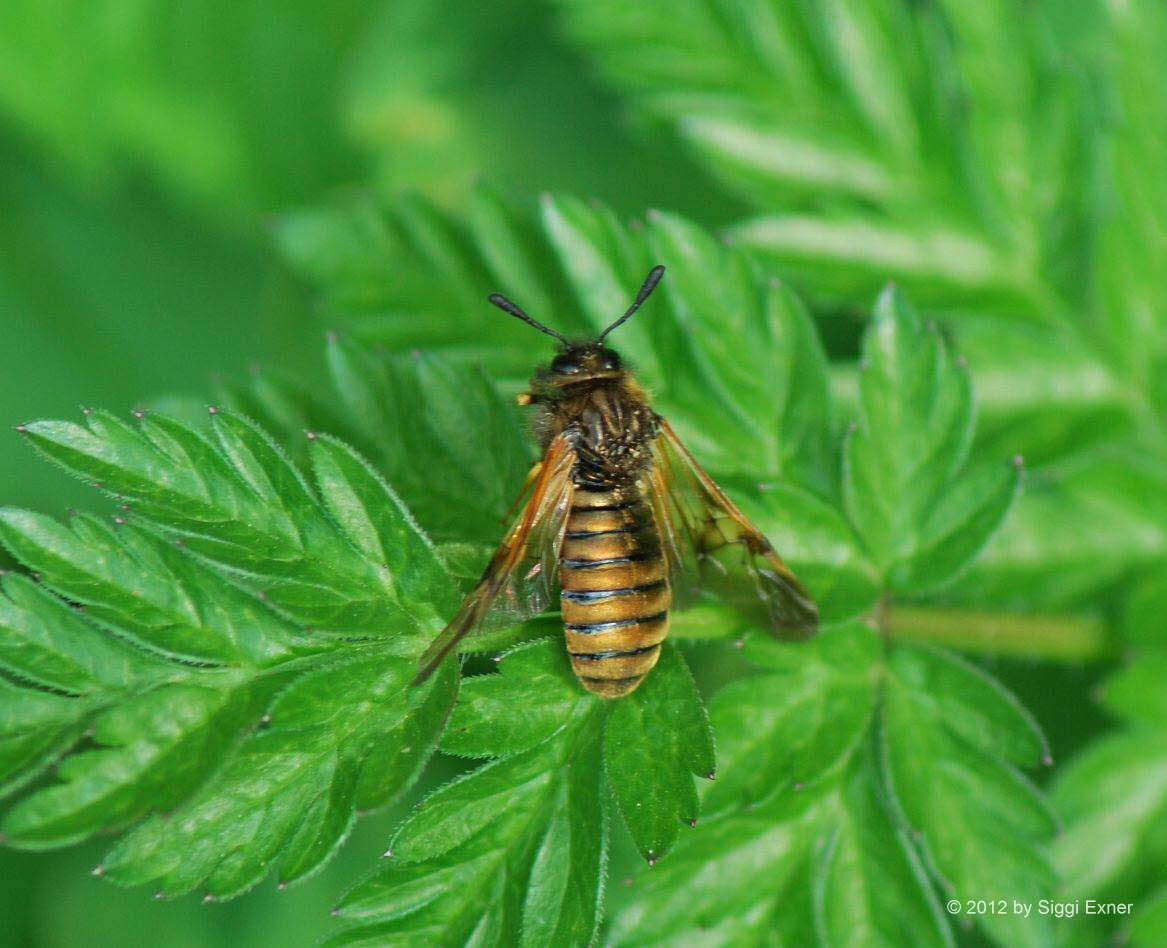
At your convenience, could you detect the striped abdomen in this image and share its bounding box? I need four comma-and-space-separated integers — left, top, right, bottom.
560, 486, 670, 698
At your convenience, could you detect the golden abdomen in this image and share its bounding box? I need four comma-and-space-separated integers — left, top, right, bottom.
560, 487, 670, 698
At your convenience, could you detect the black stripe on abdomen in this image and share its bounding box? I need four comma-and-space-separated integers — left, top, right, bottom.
565, 526, 637, 540
569, 643, 661, 661
560, 580, 666, 603
566, 611, 668, 634
571, 502, 633, 513
560, 552, 654, 570
577, 674, 643, 687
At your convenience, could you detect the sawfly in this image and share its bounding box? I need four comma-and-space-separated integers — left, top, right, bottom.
416, 265, 819, 697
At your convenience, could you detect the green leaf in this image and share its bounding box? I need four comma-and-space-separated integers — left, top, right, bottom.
892, 645, 1049, 768
890, 458, 1021, 594
2, 400, 463, 892
608, 705, 949, 946
766, 282, 836, 496
608, 624, 949, 947
0, 572, 166, 694
2, 676, 271, 850
815, 747, 953, 948
537, 191, 838, 498
558, 0, 912, 208
0, 510, 302, 665
947, 452, 1167, 610
540, 193, 653, 365
102, 654, 456, 898
439, 639, 590, 760
701, 621, 880, 819
309, 434, 454, 619
17, 410, 446, 645
467, 183, 567, 327
330, 641, 605, 947
0, 513, 322, 844
604, 643, 714, 863
332, 634, 722, 943
954, 318, 1132, 467
557, 0, 1075, 318
845, 287, 972, 569
0, 513, 318, 833
1092, 0, 1167, 396
1054, 632, 1167, 923
1054, 729, 1167, 903
644, 211, 835, 495
276, 191, 575, 376
325, 337, 532, 544
216, 365, 360, 471
843, 286, 1017, 594
882, 645, 1056, 947
0, 677, 90, 799
609, 783, 824, 945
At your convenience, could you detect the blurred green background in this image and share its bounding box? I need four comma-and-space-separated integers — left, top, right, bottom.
2, 0, 1165, 945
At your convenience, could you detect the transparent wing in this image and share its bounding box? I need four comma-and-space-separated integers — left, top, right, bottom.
647, 417, 819, 641
414, 432, 576, 683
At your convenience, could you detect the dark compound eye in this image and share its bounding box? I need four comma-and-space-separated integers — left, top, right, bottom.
551, 353, 583, 375
599, 349, 622, 371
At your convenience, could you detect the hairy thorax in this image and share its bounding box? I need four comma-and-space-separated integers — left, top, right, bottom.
537, 377, 658, 490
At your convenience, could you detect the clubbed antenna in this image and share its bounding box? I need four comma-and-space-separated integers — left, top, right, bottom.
488, 293, 568, 344
599, 265, 666, 340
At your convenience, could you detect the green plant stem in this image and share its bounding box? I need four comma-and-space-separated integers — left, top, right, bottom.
886, 605, 1109, 662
